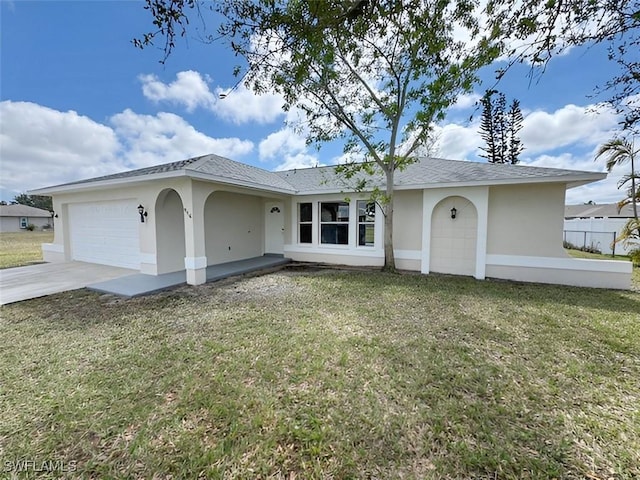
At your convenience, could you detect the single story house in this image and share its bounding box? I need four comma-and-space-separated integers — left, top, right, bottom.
30, 154, 632, 289
564, 203, 636, 255
0, 204, 52, 232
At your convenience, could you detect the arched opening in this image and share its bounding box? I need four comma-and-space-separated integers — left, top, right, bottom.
155, 189, 186, 274
204, 191, 263, 265
430, 196, 478, 277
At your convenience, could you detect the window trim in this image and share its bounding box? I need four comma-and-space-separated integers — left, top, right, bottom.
319, 201, 350, 245
357, 200, 375, 247
298, 202, 313, 244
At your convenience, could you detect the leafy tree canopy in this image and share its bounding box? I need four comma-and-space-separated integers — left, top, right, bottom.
485, 0, 640, 133
12, 193, 53, 212
136, 0, 503, 270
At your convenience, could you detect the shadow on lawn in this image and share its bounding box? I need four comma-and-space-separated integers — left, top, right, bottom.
2, 269, 638, 478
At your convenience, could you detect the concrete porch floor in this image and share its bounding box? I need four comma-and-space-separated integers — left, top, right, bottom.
88, 255, 290, 297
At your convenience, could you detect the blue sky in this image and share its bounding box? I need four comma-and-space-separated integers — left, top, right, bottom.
0, 0, 632, 204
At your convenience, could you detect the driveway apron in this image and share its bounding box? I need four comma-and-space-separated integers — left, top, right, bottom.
0, 262, 135, 305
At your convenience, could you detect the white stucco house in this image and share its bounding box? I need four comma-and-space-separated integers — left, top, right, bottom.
30, 154, 632, 289
0, 204, 52, 232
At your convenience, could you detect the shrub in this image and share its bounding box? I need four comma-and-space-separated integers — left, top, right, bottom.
629, 248, 640, 267
25, 223, 36, 231
563, 240, 601, 254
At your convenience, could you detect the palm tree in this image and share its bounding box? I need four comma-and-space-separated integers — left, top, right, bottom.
596, 137, 639, 220
596, 138, 640, 244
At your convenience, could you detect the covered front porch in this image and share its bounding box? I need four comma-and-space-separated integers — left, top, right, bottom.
87, 255, 290, 297
142, 178, 288, 285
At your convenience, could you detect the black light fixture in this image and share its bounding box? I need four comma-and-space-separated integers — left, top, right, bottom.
137, 204, 148, 223
450, 207, 457, 219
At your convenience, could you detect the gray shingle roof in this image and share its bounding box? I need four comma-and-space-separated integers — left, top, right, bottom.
0, 204, 52, 217
32, 154, 604, 195
565, 203, 635, 218
189, 154, 296, 192
37, 154, 297, 193
275, 157, 604, 193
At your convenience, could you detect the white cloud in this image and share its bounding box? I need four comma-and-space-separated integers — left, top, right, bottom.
274, 152, 322, 171
139, 70, 285, 125
451, 92, 481, 110
140, 70, 216, 112
432, 121, 483, 160
259, 128, 307, 161
0, 101, 123, 197
257, 123, 321, 171
213, 83, 284, 125
0, 101, 254, 200
111, 109, 254, 167
521, 103, 619, 154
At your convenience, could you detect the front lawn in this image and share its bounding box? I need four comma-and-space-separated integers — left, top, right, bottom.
0, 231, 53, 269
1, 270, 638, 479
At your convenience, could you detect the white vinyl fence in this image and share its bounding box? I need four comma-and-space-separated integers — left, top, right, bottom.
563, 218, 633, 255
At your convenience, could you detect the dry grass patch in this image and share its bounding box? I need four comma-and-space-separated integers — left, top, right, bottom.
0, 231, 53, 269
1, 270, 638, 479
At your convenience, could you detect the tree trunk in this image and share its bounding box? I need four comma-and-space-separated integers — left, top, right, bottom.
383, 167, 396, 272
631, 150, 639, 238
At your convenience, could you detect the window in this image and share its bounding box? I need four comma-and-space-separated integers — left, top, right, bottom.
299, 202, 312, 243
320, 202, 349, 245
19, 217, 28, 229
357, 201, 375, 246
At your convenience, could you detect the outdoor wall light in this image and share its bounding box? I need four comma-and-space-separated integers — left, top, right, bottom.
450, 207, 457, 219
137, 204, 148, 223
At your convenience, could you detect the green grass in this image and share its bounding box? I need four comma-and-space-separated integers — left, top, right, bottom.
0, 231, 53, 269
566, 248, 640, 290
1, 270, 639, 479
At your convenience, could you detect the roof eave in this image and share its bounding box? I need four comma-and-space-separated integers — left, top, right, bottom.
28, 170, 189, 196
29, 168, 297, 197
291, 172, 606, 196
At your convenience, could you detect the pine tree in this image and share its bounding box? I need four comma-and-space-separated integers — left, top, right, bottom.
479, 91, 499, 163
495, 93, 507, 163
507, 99, 524, 164
479, 91, 524, 164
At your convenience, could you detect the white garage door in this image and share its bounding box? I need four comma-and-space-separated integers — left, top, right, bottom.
69, 200, 140, 269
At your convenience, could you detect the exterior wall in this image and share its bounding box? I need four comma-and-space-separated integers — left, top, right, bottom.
564, 217, 633, 255
0, 216, 51, 232
486, 255, 631, 290
205, 191, 263, 264
40, 176, 631, 289
393, 191, 423, 252
487, 183, 566, 257
43, 180, 187, 271
484, 184, 631, 289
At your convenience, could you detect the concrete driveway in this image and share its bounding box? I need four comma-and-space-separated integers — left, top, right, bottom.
0, 262, 135, 305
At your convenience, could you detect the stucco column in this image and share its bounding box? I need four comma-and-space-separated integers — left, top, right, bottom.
182, 181, 208, 285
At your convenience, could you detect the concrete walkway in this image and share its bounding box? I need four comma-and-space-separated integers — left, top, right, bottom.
88, 255, 291, 297
0, 262, 136, 305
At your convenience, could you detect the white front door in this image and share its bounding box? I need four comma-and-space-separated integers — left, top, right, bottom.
264, 202, 284, 254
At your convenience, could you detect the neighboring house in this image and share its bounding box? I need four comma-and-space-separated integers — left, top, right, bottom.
30, 154, 632, 289
0, 204, 52, 232
564, 203, 636, 255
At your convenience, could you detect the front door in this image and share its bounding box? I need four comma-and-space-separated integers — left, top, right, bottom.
265, 202, 284, 254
